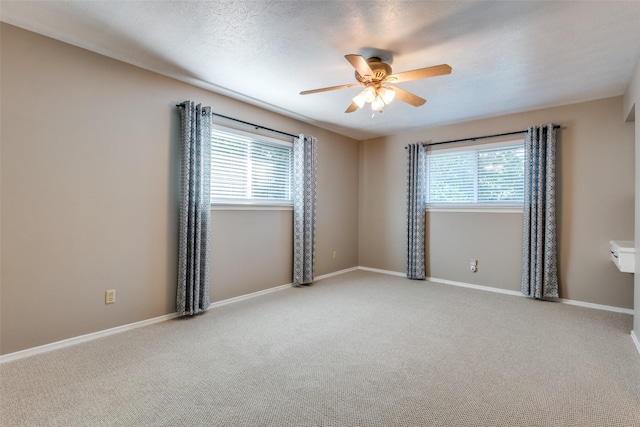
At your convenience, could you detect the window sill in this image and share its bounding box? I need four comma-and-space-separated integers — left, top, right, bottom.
211, 203, 293, 211
427, 205, 523, 214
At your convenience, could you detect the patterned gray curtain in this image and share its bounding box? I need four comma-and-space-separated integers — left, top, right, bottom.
293, 134, 317, 286
406, 143, 427, 280
177, 101, 212, 315
521, 123, 559, 299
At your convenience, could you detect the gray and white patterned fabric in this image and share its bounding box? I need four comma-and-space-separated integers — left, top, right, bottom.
521, 123, 559, 299
406, 143, 427, 280
293, 134, 317, 286
177, 101, 212, 315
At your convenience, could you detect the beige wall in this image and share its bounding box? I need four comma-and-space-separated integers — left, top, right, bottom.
0, 24, 359, 355
210, 210, 293, 302
426, 212, 523, 291
624, 56, 639, 336
359, 96, 635, 309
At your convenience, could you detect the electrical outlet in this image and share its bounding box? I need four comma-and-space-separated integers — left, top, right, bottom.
470, 259, 477, 273
105, 290, 116, 304
332, 251, 337, 259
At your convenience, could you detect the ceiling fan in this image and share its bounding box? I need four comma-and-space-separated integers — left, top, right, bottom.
300, 54, 452, 113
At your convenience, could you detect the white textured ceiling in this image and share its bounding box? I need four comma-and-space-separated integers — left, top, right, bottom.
2, 1, 640, 140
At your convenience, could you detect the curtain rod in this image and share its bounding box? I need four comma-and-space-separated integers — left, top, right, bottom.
176, 104, 297, 139
412, 125, 562, 148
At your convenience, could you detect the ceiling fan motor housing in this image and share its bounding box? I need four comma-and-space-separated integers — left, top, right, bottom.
355, 57, 392, 84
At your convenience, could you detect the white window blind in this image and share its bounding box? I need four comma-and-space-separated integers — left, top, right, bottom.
211, 127, 293, 204
426, 141, 524, 206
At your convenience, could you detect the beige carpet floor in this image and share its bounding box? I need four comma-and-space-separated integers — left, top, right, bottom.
2, 270, 640, 426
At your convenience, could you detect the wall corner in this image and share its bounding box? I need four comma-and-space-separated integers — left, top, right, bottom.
631, 55, 640, 338
624, 56, 640, 122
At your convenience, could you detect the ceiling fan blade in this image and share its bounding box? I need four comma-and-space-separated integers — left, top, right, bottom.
345, 100, 360, 113
393, 87, 426, 107
345, 54, 374, 79
300, 83, 361, 95
387, 64, 452, 83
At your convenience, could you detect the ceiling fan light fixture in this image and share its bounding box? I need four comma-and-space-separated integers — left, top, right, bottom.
352, 93, 365, 109
371, 95, 385, 112
379, 86, 396, 104
362, 86, 377, 103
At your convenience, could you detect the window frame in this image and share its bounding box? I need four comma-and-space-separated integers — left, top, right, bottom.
425, 139, 525, 213
210, 125, 294, 209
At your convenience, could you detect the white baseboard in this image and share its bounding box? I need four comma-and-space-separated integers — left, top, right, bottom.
432, 276, 634, 315
358, 266, 406, 277
0, 311, 181, 364
0, 269, 361, 363
557, 298, 634, 315
315, 267, 359, 281
208, 282, 292, 309
426, 276, 523, 297
632, 331, 640, 356
358, 268, 635, 316
1, 281, 295, 364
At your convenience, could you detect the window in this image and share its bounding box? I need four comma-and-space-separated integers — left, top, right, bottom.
211, 127, 293, 205
426, 140, 524, 207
